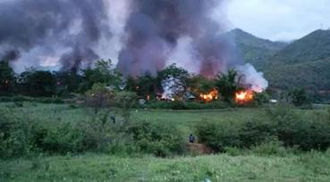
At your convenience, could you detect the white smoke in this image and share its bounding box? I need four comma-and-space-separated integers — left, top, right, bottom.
236, 63, 268, 93
161, 76, 185, 100
166, 36, 200, 74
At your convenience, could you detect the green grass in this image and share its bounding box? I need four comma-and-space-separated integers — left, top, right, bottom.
0, 102, 267, 137
1, 102, 330, 181
132, 108, 266, 137
2, 152, 330, 182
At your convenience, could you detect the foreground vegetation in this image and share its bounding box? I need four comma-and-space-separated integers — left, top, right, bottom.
1, 101, 330, 181
2, 151, 330, 182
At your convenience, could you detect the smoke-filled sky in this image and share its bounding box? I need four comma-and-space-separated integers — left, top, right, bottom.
0, 0, 271, 91
228, 0, 330, 41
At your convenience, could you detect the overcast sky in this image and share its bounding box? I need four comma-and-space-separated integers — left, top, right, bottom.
227, 0, 330, 41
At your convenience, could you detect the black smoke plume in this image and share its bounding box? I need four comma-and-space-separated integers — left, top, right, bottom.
117, 0, 240, 77
0, 0, 111, 71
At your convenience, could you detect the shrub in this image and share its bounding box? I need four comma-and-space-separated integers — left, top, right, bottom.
239, 119, 275, 148
249, 138, 295, 156
0, 109, 37, 158
196, 119, 274, 152
114, 91, 137, 123
128, 121, 184, 157
197, 105, 330, 153
145, 101, 172, 109
145, 100, 230, 110
196, 120, 242, 152
288, 88, 311, 107
76, 117, 118, 152
0, 108, 137, 158
0, 96, 12, 102
0, 96, 64, 104
266, 105, 330, 151
84, 83, 115, 114
12, 95, 30, 102
38, 123, 83, 154
171, 101, 188, 110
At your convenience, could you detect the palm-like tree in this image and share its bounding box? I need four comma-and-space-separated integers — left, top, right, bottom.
216, 69, 241, 102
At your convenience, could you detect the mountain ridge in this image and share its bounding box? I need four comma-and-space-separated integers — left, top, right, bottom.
228, 28, 288, 69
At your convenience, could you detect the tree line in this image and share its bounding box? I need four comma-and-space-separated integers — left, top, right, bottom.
0, 60, 246, 101
0, 59, 311, 106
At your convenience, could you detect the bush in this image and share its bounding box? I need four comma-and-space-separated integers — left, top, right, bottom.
197, 105, 330, 153
145, 100, 230, 110
266, 105, 330, 151
145, 101, 172, 109
76, 117, 134, 154
249, 138, 297, 156
196, 120, 242, 152
0, 109, 137, 158
0, 96, 12, 102
171, 101, 188, 110
288, 88, 311, 107
128, 121, 184, 157
38, 98, 64, 104
0, 96, 64, 104
0, 109, 37, 158
196, 119, 273, 152
37, 123, 83, 154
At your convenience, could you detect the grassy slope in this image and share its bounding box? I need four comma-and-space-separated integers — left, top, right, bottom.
1, 152, 330, 182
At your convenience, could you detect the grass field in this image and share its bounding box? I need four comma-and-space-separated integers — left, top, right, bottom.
2, 152, 330, 182
1, 102, 330, 181
0, 102, 268, 137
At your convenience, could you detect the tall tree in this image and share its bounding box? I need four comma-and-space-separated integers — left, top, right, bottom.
18, 69, 56, 97
136, 72, 159, 99
55, 71, 82, 96
157, 64, 190, 99
80, 59, 122, 92
0, 61, 15, 95
215, 69, 241, 102
187, 75, 216, 96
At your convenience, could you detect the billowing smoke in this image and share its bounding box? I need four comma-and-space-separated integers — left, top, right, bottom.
237, 64, 269, 93
0, 0, 268, 91
117, 0, 240, 77
117, 0, 267, 91
0, 0, 111, 71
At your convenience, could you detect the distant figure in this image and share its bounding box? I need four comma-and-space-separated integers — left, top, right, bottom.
189, 134, 196, 143
110, 115, 116, 124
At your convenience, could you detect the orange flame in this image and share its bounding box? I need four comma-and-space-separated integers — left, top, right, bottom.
235, 90, 254, 104
200, 89, 219, 102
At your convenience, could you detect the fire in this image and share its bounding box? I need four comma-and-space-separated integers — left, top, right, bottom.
235, 90, 254, 104
200, 89, 219, 102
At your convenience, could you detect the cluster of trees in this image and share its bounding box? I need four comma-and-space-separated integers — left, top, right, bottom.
0, 60, 122, 97
0, 59, 312, 106
0, 59, 246, 102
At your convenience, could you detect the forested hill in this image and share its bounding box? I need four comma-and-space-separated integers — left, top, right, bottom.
269, 29, 330, 65
264, 29, 330, 92
229, 28, 287, 69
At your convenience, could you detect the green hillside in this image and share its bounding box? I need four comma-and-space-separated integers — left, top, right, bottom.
270, 29, 330, 65
229, 28, 287, 69
264, 30, 330, 93
265, 58, 330, 90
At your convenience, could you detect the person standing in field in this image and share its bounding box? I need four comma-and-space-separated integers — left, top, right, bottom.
189, 134, 196, 143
